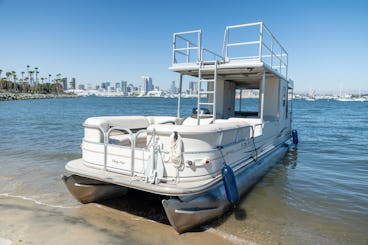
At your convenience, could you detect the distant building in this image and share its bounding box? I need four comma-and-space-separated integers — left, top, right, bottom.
121, 81, 127, 93
115, 82, 121, 89
101, 82, 111, 90
86, 83, 93, 90
127, 83, 135, 93
62, 77, 68, 90
170, 80, 177, 94
141, 76, 153, 95
78, 84, 85, 90
69, 77, 76, 89
189, 81, 198, 94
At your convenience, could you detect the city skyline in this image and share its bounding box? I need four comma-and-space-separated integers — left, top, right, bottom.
0, 0, 367, 93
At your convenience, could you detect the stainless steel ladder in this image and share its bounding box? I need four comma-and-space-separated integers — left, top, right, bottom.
196, 60, 218, 125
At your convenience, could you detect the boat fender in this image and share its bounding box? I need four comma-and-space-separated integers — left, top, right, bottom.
222, 164, 239, 206
292, 129, 298, 145
170, 131, 183, 168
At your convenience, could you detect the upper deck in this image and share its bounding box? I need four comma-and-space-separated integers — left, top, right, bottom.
169, 22, 291, 87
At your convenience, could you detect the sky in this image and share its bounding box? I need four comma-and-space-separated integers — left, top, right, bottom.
0, 0, 367, 93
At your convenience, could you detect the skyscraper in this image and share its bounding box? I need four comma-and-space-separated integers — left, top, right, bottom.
141, 76, 153, 95
170, 80, 177, 94
62, 77, 68, 90
121, 81, 127, 93
69, 77, 76, 89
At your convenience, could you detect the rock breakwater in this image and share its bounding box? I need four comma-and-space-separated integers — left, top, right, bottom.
0, 92, 79, 101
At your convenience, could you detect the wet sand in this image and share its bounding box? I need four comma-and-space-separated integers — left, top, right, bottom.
0, 195, 255, 245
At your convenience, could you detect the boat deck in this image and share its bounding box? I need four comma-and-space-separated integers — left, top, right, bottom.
66, 158, 223, 196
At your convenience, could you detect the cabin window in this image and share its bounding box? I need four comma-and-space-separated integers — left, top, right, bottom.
234, 89, 260, 118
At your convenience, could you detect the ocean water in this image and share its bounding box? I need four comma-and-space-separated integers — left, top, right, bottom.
0, 97, 367, 244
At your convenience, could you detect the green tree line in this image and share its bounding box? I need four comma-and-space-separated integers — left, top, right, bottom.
0, 66, 65, 94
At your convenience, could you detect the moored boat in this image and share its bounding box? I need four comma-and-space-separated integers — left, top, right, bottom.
63, 22, 296, 233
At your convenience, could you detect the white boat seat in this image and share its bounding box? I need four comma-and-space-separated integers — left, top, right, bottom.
85, 116, 150, 132
109, 132, 147, 147
182, 117, 213, 126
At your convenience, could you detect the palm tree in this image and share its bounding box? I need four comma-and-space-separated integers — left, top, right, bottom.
11, 71, 17, 91
55, 73, 62, 95
35, 67, 39, 84
5, 72, 12, 90
29, 70, 34, 87
21, 71, 25, 81
24, 77, 29, 92
26, 65, 30, 80
48, 74, 51, 83
5, 71, 11, 81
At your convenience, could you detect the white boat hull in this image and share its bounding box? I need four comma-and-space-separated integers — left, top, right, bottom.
63, 143, 288, 232
162, 143, 288, 233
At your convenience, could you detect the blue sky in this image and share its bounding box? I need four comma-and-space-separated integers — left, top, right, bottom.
0, 0, 367, 93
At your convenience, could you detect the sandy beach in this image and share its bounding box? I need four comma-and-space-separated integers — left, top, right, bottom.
0, 195, 254, 245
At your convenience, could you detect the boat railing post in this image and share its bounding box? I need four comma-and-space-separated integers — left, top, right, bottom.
172, 33, 176, 65
213, 60, 217, 121
271, 37, 274, 69
197, 30, 202, 63
260, 71, 265, 121
186, 41, 190, 63
103, 131, 108, 171
177, 74, 183, 118
259, 22, 263, 62
223, 26, 229, 61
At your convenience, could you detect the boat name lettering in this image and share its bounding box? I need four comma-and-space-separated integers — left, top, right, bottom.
112, 159, 126, 164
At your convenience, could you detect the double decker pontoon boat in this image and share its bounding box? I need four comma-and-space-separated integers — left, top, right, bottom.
63, 22, 296, 233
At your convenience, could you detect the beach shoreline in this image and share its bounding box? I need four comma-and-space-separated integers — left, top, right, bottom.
0, 195, 245, 245
0, 92, 79, 101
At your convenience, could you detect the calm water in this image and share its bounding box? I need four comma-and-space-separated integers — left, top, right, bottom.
0, 97, 367, 244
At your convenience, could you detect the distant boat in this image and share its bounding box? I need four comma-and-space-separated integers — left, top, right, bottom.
305, 97, 316, 101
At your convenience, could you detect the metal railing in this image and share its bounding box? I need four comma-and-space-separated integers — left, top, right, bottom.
172, 23, 289, 78
223, 22, 288, 78
172, 30, 202, 64
106, 127, 135, 176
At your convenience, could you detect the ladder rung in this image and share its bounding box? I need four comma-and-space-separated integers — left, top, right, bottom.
196, 113, 214, 116
202, 61, 217, 65
198, 102, 214, 105
199, 79, 214, 82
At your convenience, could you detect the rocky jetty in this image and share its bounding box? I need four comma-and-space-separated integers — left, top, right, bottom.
0, 92, 79, 101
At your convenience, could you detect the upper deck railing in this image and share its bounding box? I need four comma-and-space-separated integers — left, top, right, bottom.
172, 22, 288, 78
